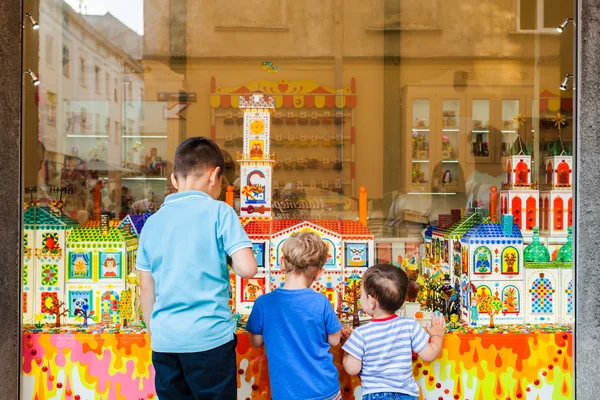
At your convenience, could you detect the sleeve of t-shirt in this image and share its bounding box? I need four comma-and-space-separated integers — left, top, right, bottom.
135, 226, 151, 271
324, 300, 342, 335
411, 319, 430, 353
218, 204, 252, 256
246, 297, 264, 335
342, 329, 365, 361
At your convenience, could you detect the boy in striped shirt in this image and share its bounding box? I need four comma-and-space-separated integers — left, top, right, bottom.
342, 264, 446, 400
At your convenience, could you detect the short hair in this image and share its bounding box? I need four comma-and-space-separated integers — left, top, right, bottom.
173, 137, 224, 179
362, 264, 408, 313
281, 232, 329, 277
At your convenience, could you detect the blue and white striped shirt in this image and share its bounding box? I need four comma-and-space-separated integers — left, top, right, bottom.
342, 315, 429, 396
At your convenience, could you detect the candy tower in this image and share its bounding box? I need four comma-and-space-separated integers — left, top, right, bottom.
237, 93, 276, 219
539, 134, 573, 239
499, 119, 539, 239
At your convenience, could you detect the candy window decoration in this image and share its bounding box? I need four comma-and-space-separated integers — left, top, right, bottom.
41, 232, 60, 255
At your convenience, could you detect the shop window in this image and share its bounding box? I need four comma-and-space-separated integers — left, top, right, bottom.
79, 57, 86, 87
105, 72, 111, 100
45, 35, 55, 68
95, 66, 101, 94
45, 92, 57, 126
114, 78, 118, 102
62, 45, 70, 78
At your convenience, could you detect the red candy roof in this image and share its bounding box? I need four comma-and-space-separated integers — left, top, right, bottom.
242, 219, 372, 238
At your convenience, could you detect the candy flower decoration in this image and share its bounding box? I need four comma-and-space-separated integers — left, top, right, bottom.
241, 186, 254, 200
552, 112, 567, 133
33, 313, 45, 329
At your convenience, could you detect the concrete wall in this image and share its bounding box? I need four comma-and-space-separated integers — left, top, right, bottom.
0, 0, 22, 398
575, 0, 600, 397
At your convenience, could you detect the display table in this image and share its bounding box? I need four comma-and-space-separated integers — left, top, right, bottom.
21, 326, 572, 400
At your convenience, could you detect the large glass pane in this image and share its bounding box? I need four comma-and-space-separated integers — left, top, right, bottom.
20, 0, 576, 398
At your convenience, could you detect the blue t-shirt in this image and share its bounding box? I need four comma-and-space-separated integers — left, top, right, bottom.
246, 288, 342, 400
136, 190, 251, 353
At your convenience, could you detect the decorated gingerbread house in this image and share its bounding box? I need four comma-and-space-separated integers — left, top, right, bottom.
461, 216, 525, 326
22, 202, 78, 324
65, 215, 139, 325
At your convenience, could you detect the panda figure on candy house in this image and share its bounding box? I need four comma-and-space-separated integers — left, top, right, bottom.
230, 93, 375, 325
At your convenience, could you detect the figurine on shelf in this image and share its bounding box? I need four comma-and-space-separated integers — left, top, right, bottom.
88, 140, 107, 161
142, 147, 167, 176
273, 134, 284, 147
442, 170, 452, 185
441, 136, 455, 159
412, 163, 425, 185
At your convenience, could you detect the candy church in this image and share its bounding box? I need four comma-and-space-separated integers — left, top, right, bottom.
231, 93, 375, 315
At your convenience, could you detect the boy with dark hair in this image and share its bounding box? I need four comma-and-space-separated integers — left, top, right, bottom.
246, 232, 344, 400
138, 137, 258, 400
342, 264, 445, 400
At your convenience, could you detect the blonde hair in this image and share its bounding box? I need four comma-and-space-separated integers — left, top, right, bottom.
281, 232, 329, 277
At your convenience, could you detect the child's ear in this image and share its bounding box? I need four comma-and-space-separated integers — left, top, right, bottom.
209, 167, 222, 185
170, 173, 179, 190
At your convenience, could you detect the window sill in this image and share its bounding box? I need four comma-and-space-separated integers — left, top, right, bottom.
364, 25, 441, 32
215, 25, 289, 32
508, 30, 560, 36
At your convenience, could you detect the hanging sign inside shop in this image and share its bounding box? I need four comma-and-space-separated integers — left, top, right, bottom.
157, 92, 197, 102
163, 103, 190, 120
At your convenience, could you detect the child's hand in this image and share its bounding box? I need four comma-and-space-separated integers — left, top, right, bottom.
426, 314, 446, 338
341, 326, 352, 340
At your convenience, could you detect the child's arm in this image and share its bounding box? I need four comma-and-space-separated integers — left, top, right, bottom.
341, 330, 365, 375
343, 353, 363, 376
327, 331, 342, 346
231, 247, 258, 278
139, 270, 155, 336
249, 334, 264, 348
417, 315, 446, 362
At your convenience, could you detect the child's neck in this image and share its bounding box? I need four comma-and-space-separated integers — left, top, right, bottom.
176, 176, 211, 194
282, 272, 314, 290
371, 308, 395, 320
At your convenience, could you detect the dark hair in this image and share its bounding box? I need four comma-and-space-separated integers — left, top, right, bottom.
173, 137, 224, 179
362, 264, 408, 313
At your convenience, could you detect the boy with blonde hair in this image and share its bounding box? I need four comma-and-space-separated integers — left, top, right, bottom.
246, 232, 343, 400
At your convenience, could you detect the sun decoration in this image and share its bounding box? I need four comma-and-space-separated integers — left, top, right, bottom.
42, 232, 60, 253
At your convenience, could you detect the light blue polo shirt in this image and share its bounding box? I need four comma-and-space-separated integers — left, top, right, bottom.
136, 190, 251, 353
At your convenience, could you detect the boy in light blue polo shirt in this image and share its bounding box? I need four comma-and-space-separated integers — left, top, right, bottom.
246, 232, 343, 400
137, 137, 258, 400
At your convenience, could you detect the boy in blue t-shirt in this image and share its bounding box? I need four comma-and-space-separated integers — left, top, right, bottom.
137, 137, 258, 400
246, 232, 343, 400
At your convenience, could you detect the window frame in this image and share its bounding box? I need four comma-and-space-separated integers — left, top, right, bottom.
515, 0, 562, 34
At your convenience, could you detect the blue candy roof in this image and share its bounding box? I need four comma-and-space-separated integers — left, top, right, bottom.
118, 213, 153, 236
462, 222, 523, 244
424, 226, 437, 240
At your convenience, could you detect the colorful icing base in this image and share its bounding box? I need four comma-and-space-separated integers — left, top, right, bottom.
22, 327, 572, 400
